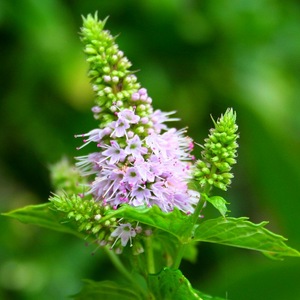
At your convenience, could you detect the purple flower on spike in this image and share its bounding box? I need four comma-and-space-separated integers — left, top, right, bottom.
75, 152, 104, 176
131, 185, 151, 206
150, 110, 179, 133
125, 135, 147, 159
124, 166, 142, 185
102, 141, 127, 164
118, 109, 140, 124
110, 120, 130, 138
75, 129, 106, 149
111, 223, 137, 247
75, 83, 200, 216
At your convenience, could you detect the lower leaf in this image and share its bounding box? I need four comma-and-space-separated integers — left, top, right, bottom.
72, 280, 143, 300
148, 267, 224, 300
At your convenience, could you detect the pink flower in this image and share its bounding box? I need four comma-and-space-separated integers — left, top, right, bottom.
150, 110, 179, 133
118, 109, 140, 124
102, 141, 127, 164
75, 86, 200, 215
125, 135, 147, 159
111, 223, 137, 247
110, 120, 130, 138
124, 167, 142, 185
75, 129, 107, 149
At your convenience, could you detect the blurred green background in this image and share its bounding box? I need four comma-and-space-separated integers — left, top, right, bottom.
1, 0, 300, 299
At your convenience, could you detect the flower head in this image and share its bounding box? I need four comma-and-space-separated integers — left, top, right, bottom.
74, 13, 201, 251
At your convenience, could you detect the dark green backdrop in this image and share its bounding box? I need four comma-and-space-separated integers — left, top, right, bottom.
1, 0, 300, 299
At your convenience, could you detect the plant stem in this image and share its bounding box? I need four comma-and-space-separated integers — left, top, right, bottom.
105, 246, 153, 299
104, 247, 134, 282
105, 247, 149, 298
145, 236, 156, 274
172, 181, 212, 270
172, 243, 186, 270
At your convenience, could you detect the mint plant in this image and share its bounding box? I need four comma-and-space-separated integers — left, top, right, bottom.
3, 13, 299, 300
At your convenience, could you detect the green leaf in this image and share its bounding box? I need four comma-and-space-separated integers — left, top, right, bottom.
73, 276, 226, 300
105, 204, 192, 242
4, 204, 298, 261
2, 203, 84, 239
194, 290, 227, 300
194, 217, 300, 259
73, 280, 143, 300
2, 203, 193, 243
204, 194, 229, 217
148, 268, 202, 300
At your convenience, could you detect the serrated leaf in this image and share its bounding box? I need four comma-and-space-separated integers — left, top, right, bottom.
105, 204, 192, 241
73, 280, 143, 300
204, 195, 229, 217
2, 203, 194, 244
148, 268, 202, 300
194, 217, 300, 259
2, 203, 84, 238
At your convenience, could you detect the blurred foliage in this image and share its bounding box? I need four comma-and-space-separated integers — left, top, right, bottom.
1, 0, 300, 299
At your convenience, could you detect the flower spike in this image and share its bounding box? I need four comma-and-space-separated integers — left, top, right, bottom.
72, 13, 201, 251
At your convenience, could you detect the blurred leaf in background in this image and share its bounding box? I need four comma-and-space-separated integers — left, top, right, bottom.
1, 0, 300, 299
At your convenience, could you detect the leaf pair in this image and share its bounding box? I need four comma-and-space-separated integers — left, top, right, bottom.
3, 202, 299, 259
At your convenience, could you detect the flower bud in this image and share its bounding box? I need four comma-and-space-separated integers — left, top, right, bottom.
132, 241, 144, 255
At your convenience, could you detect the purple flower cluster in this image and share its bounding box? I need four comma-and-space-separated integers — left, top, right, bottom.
77, 89, 199, 218
77, 15, 200, 250
75, 88, 200, 216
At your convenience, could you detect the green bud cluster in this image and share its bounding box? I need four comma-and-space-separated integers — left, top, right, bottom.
49, 194, 147, 254
49, 193, 117, 239
194, 108, 239, 191
49, 158, 89, 196
81, 13, 153, 127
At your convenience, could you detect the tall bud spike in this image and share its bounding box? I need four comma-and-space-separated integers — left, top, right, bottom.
80, 13, 143, 127
194, 108, 239, 191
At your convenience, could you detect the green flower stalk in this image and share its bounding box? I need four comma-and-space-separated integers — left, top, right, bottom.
194, 108, 239, 192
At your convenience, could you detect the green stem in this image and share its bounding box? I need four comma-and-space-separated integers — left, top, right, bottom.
191, 192, 206, 227
172, 181, 213, 270
172, 243, 186, 270
145, 236, 156, 274
104, 247, 147, 298
104, 247, 133, 282
172, 197, 205, 270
